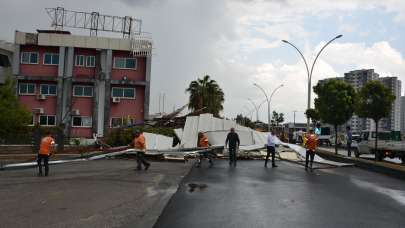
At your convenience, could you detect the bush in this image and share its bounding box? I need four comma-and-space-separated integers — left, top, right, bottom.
0, 125, 63, 145
105, 126, 176, 147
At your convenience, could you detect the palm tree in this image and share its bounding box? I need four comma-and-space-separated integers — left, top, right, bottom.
186, 75, 224, 117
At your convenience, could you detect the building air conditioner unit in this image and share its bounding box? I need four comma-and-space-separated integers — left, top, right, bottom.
37, 94, 46, 100
32, 108, 44, 114
112, 97, 121, 103
71, 109, 80, 116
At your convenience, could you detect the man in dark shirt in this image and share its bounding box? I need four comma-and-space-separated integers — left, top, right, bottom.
225, 128, 240, 167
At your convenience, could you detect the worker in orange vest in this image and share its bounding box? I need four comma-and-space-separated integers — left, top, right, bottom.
37, 131, 55, 176
305, 129, 318, 172
196, 132, 213, 168
132, 130, 150, 171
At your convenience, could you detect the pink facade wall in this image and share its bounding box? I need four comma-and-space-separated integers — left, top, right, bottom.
73, 48, 97, 79
111, 51, 146, 81
20, 45, 59, 77
18, 81, 57, 124
17, 45, 147, 138
109, 86, 145, 125
70, 92, 94, 138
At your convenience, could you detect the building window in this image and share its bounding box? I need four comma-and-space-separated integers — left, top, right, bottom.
72, 116, 92, 127
75, 55, 85, 66
111, 117, 123, 128
43, 53, 59, 65
21, 52, 38, 64
86, 56, 95, 67
39, 115, 56, 126
113, 57, 137, 69
73, 86, 93, 97
28, 114, 34, 126
111, 87, 135, 98
18, 83, 35, 95
40, 84, 57, 96
110, 117, 135, 128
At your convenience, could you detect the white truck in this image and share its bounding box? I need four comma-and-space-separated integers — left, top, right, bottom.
354, 131, 405, 163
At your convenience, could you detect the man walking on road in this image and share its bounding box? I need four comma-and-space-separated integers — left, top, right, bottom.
225, 128, 240, 167
346, 126, 353, 157
132, 130, 150, 171
305, 129, 318, 172
37, 131, 55, 176
265, 130, 277, 168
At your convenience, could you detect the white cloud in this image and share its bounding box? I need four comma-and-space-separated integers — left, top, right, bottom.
1, 0, 405, 124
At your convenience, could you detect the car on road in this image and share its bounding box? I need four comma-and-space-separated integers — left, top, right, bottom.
354, 131, 405, 162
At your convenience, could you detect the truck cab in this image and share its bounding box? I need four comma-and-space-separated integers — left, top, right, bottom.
355, 131, 405, 162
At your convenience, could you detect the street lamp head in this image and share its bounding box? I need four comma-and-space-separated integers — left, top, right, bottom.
281, 40, 288, 43
335, 34, 343, 39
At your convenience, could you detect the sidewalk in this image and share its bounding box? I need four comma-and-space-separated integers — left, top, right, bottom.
317, 147, 405, 180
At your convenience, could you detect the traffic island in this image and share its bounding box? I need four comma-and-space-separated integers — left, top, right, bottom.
317, 148, 405, 180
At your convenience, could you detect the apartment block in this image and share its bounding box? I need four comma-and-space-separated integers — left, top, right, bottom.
13, 30, 152, 138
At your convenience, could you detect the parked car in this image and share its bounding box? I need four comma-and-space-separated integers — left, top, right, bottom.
355, 131, 405, 162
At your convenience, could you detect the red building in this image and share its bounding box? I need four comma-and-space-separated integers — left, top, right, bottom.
12, 30, 152, 138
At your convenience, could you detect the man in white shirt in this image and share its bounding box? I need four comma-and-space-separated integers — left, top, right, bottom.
265, 130, 278, 168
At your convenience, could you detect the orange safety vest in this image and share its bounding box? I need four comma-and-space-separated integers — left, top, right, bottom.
306, 134, 318, 151
39, 136, 55, 156
133, 133, 146, 150
199, 135, 209, 148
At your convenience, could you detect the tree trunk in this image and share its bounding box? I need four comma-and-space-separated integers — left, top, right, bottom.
334, 125, 338, 155
374, 119, 379, 161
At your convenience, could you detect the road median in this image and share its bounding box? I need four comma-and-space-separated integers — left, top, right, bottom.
317, 147, 405, 180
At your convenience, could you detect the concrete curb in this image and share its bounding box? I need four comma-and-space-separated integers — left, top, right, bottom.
317, 148, 405, 180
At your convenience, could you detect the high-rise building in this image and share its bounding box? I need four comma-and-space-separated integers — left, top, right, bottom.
343, 69, 379, 133
378, 77, 401, 132
401, 96, 405, 134
316, 70, 402, 133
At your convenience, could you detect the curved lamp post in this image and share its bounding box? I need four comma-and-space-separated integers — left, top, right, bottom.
282, 34, 342, 131
254, 83, 284, 132
247, 98, 260, 122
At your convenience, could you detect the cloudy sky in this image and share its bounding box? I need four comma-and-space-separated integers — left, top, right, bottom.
1, 0, 405, 123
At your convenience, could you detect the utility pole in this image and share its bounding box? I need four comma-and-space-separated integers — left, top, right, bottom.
158, 93, 161, 113
162, 93, 165, 113
293, 110, 298, 131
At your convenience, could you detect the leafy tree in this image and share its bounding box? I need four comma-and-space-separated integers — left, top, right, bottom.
314, 79, 356, 154
235, 114, 255, 129
0, 77, 31, 142
271, 111, 284, 126
305, 108, 320, 127
355, 80, 395, 160
186, 75, 224, 117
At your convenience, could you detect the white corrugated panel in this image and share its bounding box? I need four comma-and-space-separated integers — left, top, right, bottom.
182, 116, 200, 148
205, 130, 254, 146
174, 128, 183, 139
144, 132, 173, 150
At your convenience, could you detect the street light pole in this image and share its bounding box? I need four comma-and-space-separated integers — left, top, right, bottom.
292, 110, 297, 130
248, 98, 259, 122
282, 34, 342, 132
254, 83, 284, 132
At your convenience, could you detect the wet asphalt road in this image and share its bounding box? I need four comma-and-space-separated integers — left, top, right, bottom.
154, 160, 405, 228
0, 160, 190, 228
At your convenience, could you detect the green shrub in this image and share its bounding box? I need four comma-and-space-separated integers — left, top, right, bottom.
105, 126, 175, 147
